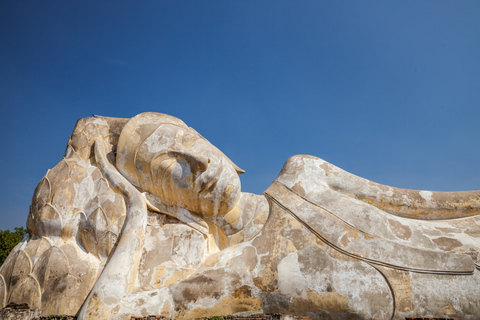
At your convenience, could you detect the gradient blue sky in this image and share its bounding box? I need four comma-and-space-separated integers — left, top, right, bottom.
1, 1, 479, 231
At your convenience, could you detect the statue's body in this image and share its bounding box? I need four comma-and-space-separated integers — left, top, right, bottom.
1, 113, 479, 320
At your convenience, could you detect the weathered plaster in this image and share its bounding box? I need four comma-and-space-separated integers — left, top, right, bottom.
0, 113, 478, 320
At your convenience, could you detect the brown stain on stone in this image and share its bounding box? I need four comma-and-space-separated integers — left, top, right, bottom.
432, 237, 462, 251
310, 235, 327, 250
228, 231, 244, 247
345, 228, 361, 240
163, 268, 196, 287
440, 303, 458, 314
181, 135, 196, 148
220, 184, 235, 214
464, 227, 480, 238
435, 227, 458, 234
135, 298, 146, 307
251, 202, 307, 294
253, 210, 269, 227
363, 233, 374, 241
338, 235, 351, 247
253, 271, 278, 293
198, 251, 222, 270
177, 295, 263, 320
359, 193, 480, 220
151, 265, 166, 288
232, 285, 252, 299
230, 247, 258, 272
284, 240, 297, 255
388, 219, 412, 240
282, 228, 311, 252
204, 219, 228, 250
327, 247, 357, 263
291, 182, 306, 197
224, 205, 241, 227
280, 156, 305, 175
319, 162, 334, 177
339, 226, 362, 247
288, 289, 353, 313
161, 300, 172, 317
375, 266, 414, 313
83, 292, 111, 320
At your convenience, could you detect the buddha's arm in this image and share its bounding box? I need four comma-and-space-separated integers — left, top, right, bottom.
277, 155, 480, 220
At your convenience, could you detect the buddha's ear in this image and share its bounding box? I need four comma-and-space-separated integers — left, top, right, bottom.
190, 127, 245, 175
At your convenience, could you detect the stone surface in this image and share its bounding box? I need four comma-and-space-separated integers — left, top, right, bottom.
0, 306, 40, 320
0, 112, 479, 320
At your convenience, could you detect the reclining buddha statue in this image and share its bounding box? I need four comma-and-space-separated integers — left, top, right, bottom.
1, 112, 479, 320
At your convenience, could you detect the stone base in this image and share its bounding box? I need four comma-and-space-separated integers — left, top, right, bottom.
0, 307, 41, 320
131, 315, 310, 320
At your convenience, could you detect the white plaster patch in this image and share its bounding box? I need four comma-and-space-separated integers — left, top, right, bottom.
73, 177, 95, 209
252, 250, 271, 277
291, 156, 305, 168
98, 191, 117, 204
450, 232, 480, 247
419, 191, 433, 202
116, 151, 129, 174
172, 228, 205, 268
92, 118, 108, 126
143, 228, 167, 253
77, 159, 89, 168
215, 245, 242, 267
65, 145, 74, 158
402, 194, 413, 206
145, 129, 175, 153
278, 252, 307, 296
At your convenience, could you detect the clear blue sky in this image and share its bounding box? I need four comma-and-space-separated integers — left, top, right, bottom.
1, 1, 479, 231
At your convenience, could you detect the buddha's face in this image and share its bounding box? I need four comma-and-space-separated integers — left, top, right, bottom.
116, 114, 241, 217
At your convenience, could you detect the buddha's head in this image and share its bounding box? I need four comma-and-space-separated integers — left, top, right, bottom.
116, 112, 243, 217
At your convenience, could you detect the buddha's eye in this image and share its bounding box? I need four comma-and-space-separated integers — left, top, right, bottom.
168, 150, 209, 174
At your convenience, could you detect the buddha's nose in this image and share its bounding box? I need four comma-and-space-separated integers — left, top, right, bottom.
169, 150, 210, 174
